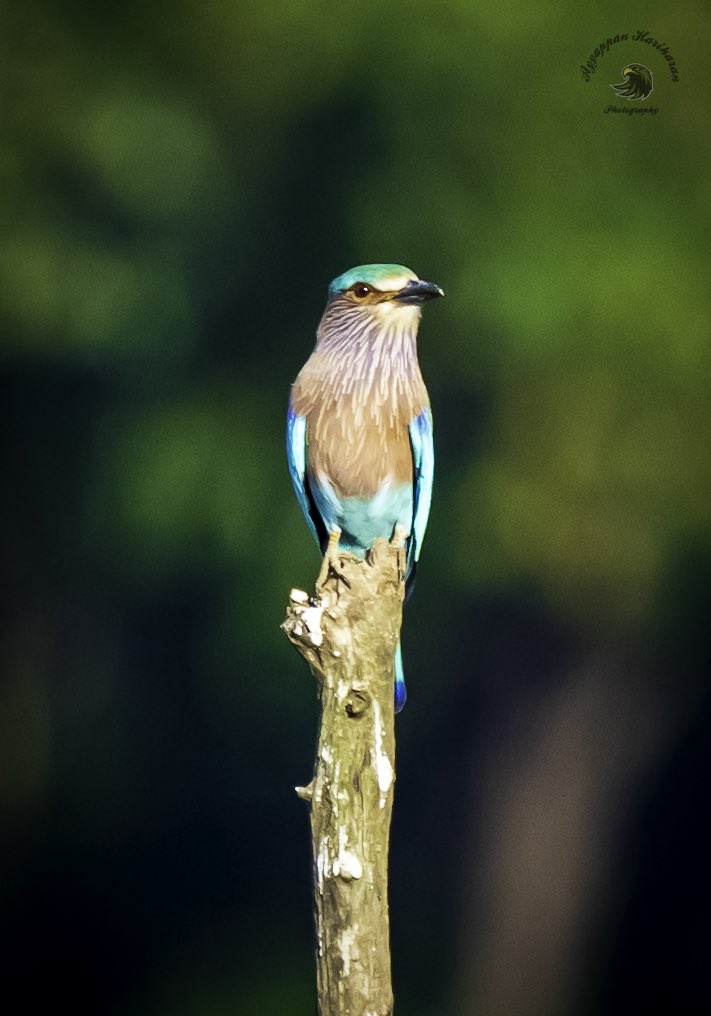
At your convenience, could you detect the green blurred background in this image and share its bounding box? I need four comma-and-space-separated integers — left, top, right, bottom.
2, 1, 709, 1013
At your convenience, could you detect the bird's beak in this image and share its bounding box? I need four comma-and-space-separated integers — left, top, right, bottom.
394, 279, 445, 305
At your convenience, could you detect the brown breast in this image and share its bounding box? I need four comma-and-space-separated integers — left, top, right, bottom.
292, 374, 428, 499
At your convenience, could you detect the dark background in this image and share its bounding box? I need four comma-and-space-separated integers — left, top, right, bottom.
2, 2, 709, 1013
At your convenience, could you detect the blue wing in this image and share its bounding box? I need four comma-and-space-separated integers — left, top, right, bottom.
407, 407, 434, 578
286, 405, 321, 546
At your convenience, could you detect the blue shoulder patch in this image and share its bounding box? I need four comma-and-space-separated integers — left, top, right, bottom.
408, 408, 434, 565
286, 405, 320, 545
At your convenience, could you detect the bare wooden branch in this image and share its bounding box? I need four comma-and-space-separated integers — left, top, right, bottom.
282, 537, 405, 1016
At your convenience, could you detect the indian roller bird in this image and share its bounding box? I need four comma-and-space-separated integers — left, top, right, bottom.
286, 263, 443, 712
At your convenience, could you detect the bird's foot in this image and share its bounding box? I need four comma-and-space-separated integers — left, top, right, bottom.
391, 525, 408, 585
317, 527, 350, 590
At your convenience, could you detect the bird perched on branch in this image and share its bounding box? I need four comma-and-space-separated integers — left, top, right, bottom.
287, 264, 443, 711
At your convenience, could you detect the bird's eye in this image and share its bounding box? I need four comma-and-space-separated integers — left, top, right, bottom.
353, 283, 372, 299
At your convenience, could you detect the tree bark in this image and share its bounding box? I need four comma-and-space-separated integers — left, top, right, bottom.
282, 537, 404, 1016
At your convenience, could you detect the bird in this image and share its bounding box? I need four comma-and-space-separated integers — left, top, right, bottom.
610, 63, 653, 100
287, 263, 443, 712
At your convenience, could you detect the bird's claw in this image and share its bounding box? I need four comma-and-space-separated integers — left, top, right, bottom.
317, 527, 350, 590
391, 525, 408, 585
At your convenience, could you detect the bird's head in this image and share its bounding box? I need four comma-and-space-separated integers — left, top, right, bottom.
611, 63, 654, 100
623, 64, 652, 86
324, 264, 444, 329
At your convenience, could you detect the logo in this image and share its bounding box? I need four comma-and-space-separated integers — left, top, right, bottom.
610, 63, 653, 101
579, 29, 680, 116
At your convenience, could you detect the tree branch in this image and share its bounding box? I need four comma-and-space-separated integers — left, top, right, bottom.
282, 537, 405, 1016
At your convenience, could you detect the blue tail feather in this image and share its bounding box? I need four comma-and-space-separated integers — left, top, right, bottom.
394, 642, 407, 713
